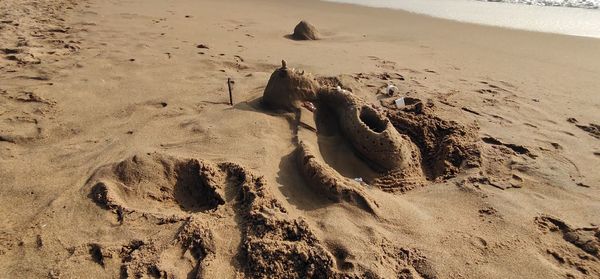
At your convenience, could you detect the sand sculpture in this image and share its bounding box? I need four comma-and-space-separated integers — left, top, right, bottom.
292, 20, 320, 40
318, 87, 421, 172
262, 62, 418, 173
262, 61, 434, 212
262, 62, 481, 210
262, 60, 320, 111
81, 63, 478, 278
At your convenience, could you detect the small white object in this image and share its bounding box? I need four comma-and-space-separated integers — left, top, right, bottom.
354, 177, 364, 183
303, 101, 316, 112
394, 97, 406, 108
336, 85, 348, 93
386, 84, 398, 95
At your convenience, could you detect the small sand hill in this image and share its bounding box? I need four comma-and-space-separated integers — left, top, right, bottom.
291, 20, 320, 40
89, 154, 226, 219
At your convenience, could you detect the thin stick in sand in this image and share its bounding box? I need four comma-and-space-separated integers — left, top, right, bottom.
227, 78, 233, 106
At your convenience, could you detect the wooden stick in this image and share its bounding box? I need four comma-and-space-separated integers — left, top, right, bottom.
227, 78, 233, 106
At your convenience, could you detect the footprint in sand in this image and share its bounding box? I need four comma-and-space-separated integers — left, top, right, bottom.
535, 215, 600, 276
567, 117, 600, 139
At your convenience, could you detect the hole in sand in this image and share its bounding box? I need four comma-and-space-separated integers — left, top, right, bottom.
359, 106, 386, 133
172, 160, 222, 212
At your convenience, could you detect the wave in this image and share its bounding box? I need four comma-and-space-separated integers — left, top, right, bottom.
480, 0, 599, 9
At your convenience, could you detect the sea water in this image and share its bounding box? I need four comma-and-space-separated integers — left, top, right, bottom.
325, 0, 600, 38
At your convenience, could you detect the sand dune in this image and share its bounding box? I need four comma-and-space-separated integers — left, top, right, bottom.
1, 0, 599, 278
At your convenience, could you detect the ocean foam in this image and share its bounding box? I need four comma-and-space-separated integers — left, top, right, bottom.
325, 0, 600, 38
481, 0, 599, 9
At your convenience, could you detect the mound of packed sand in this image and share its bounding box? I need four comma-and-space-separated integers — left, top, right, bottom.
262, 60, 320, 111
383, 99, 481, 180
89, 153, 225, 219
291, 20, 320, 40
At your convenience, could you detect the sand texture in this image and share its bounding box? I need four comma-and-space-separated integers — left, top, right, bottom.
1, 0, 600, 278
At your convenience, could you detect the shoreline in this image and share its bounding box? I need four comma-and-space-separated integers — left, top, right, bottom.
324, 0, 600, 39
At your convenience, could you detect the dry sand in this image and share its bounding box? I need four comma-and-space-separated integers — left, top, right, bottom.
1, 0, 599, 278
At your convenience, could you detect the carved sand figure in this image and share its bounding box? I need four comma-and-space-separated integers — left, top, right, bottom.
262, 60, 319, 111
262, 61, 480, 210
318, 87, 421, 172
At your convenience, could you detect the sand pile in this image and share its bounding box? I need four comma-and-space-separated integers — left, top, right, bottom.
383, 99, 481, 180
291, 20, 320, 40
89, 153, 226, 219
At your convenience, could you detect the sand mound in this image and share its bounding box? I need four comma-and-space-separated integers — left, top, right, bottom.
262, 60, 320, 111
291, 20, 320, 40
89, 153, 226, 219
222, 162, 338, 278
384, 99, 481, 180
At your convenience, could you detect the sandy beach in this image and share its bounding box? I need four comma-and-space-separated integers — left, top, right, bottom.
1, 0, 599, 278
